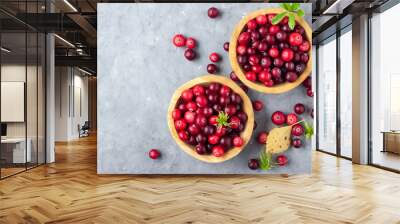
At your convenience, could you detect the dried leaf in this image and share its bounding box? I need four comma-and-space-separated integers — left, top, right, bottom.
266, 125, 292, 154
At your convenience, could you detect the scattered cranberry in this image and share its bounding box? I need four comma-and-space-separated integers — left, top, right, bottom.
292, 139, 302, 148
248, 159, 259, 170
184, 49, 196, 61
223, 42, 229, 51
257, 132, 268, 144
294, 103, 305, 115
276, 155, 288, 166
186, 37, 197, 49
207, 63, 218, 74
306, 88, 314, 97
230, 71, 239, 81
209, 52, 220, 62
149, 149, 161, 159
173, 34, 186, 47
233, 136, 244, 147
303, 77, 312, 88
208, 7, 219, 18
252, 100, 264, 111
212, 145, 225, 157
271, 111, 286, 125
286, 113, 298, 125
291, 124, 304, 136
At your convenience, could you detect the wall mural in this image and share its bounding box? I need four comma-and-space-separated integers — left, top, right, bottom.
98, 3, 313, 174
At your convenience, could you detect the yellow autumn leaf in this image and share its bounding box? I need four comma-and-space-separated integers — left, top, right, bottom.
266, 125, 292, 154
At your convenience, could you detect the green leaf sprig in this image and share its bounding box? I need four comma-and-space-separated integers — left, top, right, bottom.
216, 111, 230, 128
271, 3, 305, 30
292, 119, 314, 140
259, 151, 273, 171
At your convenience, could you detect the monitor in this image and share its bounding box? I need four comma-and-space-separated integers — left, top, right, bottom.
1, 123, 7, 137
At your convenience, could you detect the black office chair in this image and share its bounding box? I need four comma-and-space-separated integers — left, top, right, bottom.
79, 121, 90, 138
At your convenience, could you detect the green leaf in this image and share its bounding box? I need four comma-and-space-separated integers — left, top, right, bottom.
297, 9, 305, 17
281, 3, 291, 11
291, 3, 300, 11
271, 12, 287, 25
259, 151, 273, 171
288, 13, 296, 30
279, 3, 288, 10
303, 121, 314, 140
216, 111, 230, 128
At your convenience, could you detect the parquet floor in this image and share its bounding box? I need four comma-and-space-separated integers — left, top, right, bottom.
1, 135, 400, 224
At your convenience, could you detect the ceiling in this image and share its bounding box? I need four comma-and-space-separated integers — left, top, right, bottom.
0, 0, 393, 74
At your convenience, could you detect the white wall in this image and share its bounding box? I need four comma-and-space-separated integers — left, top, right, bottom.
55, 67, 89, 141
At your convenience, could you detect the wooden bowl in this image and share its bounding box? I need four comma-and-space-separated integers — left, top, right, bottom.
167, 75, 254, 163
229, 8, 312, 94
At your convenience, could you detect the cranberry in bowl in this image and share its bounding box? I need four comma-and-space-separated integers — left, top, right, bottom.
167, 75, 254, 163
229, 8, 312, 94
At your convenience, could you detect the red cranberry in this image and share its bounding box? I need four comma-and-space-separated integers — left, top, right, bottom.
248, 159, 259, 170
257, 132, 268, 144
247, 19, 257, 30
207, 64, 218, 74
292, 139, 302, 148
209, 52, 221, 62
196, 133, 207, 144
257, 41, 268, 52
301, 53, 309, 63
195, 144, 207, 155
178, 103, 186, 111
208, 7, 219, 18
289, 32, 303, 46
269, 25, 280, 34
208, 83, 220, 92
212, 145, 225, 157
220, 85, 231, 96
276, 155, 288, 166
186, 101, 197, 111
303, 77, 312, 88
256, 14, 267, 25
215, 126, 227, 137
172, 109, 182, 120
286, 72, 298, 82
271, 67, 282, 79
252, 100, 264, 111
237, 55, 248, 65
224, 104, 237, 116
230, 71, 239, 81
265, 34, 276, 44
195, 114, 207, 128
213, 104, 222, 113
175, 119, 187, 131
293, 53, 301, 62
251, 31, 260, 41
229, 116, 241, 129
291, 124, 304, 136
192, 85, 205, 96
243, 64, 251, 71
204, 125, 216, 136
186, 37, 196, 49
267, 14, 276, 24
238, 32, 250, 45
245, 71, 257, 81
239, 83, 248, 93
173, 34, 186, 47
219, 95, 231, 105
258, 70, 271, 82
208, 115, 218, 125
223, 42, 229, 51
284, 62, 295, 71
181, 89, 193, 101
281, 24, 290, 32
249, 55, 260, 66
307, 88, 314, 97
247, 47, 256, 55
271, 111, 286, 125
299, 41, 310, 52
187, 135, 197, 146
233, 136, 244, 147
184, 111, 196, 124
208, 93, 218, 104
294, 103, 305, 115
276, 31, 287, 42
260, 57, 272, 68
237, 45, 247, 55
202, 107, 213, 117
269, 47, 279, 58
230, 93, 242, 104
219, 136, 233, 149
178, 131, 189, 141
295, 63, 306, 74
237, 111, 248, 122
184, 49, 196, 61
286, 113, 298, 125
188, 123, 200, 136
281, 48, 294, 62
264, 79, 275, 87
278, 42, 289, 50
252, 65, 262, 73
196, 95, 208, 108
149, 149, 161, 159
294, 25, 305, 35
258, 26, 268, 36
274, 58, 284, 67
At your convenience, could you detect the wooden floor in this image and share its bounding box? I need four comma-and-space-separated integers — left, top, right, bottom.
1, 135, 400, 224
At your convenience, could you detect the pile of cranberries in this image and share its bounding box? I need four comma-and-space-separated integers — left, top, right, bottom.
172, 82, 248, 157
173, 34, 198, 61
235, 14, 310, 86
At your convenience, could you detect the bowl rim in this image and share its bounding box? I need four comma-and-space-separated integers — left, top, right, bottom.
229, 7, 312, 94
167, 75, 254, 163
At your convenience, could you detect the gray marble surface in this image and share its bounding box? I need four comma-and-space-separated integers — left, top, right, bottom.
98, 3, 313, 174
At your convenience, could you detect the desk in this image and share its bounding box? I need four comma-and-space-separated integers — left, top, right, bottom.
1, 138, 31, 163
381, 131, 400, 154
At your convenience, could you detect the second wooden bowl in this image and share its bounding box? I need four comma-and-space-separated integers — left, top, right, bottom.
167, 75, 254, 163
229, 8, 312, 94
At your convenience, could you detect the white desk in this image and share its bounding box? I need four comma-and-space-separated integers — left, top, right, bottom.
1, 138, 31, 163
